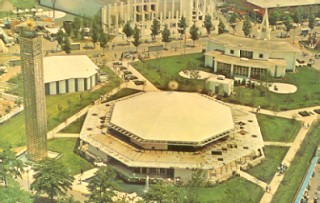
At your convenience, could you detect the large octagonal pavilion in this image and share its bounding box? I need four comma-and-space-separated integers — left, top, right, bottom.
108, 92, 234, 149
80, 92, 265, 181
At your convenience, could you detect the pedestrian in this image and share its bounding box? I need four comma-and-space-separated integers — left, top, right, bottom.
78, 178, 82, 184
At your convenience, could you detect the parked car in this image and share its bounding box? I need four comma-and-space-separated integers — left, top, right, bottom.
122, 70, 132, 75
119, 66, 127, 71
113, 61, 122, 66
134, 80, 145, 85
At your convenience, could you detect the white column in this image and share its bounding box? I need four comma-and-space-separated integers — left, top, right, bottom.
101, 5, 107, 33
172, 0, 175, 18
168, 11, 171, 21
120, 2, 124, 23
164, 0, 167, 19
127, 1, 130, 22
180, 0, 183, 18
133, 0, 137, 22
203, 0, 206, 18
107, 5, 111, 33
160, 12, 163, 21
156, 0, 160, 18
196, 0, 199, 21
176, 10, 179, 25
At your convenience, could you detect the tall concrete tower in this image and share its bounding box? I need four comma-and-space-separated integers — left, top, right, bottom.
20, 30, 47, 161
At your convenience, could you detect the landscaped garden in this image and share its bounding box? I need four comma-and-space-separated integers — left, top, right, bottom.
131, 53, 209, 91
246, 146, 288, 183
272, 123, 320, 203
221, 66, 320, 110
132, 53, 320, 110
256, 114, 301, 142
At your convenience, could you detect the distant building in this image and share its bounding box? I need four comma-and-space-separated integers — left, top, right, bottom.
43, 55, 98, 95
206, 75, 234, 96
102, 0, 216, 33
80, 92, 265, 182
40, 0, 218, 34
20, 32, 47, 161
205, 34, 299, 79
245, 0, 320, 16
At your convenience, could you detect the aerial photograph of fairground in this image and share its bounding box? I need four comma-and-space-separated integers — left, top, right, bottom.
0, 0, 320, 202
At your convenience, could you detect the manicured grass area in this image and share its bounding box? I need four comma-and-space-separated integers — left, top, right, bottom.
9, 0, 36, 8
106, 88, 141, 102
0, 66, 121, 149
197, 177, 264, 202
48, 138, 93, 175
246, 146, 288, 184
0, 113, 25, 149
272, 123, 320, 203
221, 67, 320, 110
59, 114, 86, 134
256, 114, 301, 142
131, 53, 209, 91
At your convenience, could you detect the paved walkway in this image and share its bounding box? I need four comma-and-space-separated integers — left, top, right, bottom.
259, 124, 313, 203
263, 141, 292, 147
239, 170, 268, 190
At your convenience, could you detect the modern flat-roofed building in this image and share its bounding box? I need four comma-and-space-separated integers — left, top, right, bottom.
43, 55, 98, 95
205, 34, 299, 79
80, 91, 265, 181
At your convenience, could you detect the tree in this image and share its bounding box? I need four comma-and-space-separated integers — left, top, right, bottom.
218, 19, 227, 34
62, 35, 71, 54
144, 181, 183, 203
63, 22, 72, 36
87, 166, 119, 203
178, 16, 188, 36
132, 25, 141, 52
283, 15, 293, 33
189, 24, 199, 46
56, 28, 65, 45
292, 9, 302, 24
91, 22, 100, 48
0, 183, 33, 203
308, 15, 316, 30
242, 15, 252, 37
185, 169, 206, 203
150, 18, 160, 40
122, 21, 134, 38
228, 13, 237, 34
0, 147, 24, 187
31, 158, 74, 202
72, 16, 82, 39
99, 32, 108, 55
161, 24, 171, 49
269, 9, 281, 26
204, 15, 213, 35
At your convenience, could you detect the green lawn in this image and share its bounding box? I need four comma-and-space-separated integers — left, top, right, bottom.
9, 0, 36, 8
221, 67, 320, 110
256, 114, 301, 142
246, 146, 288, 183
59, 114, 86, 134
272, 123, 320, 203
131, 53, 208, 91
0, 66, 121, 149
48, 138, 92, 175
197, 177, 264, 202
0, 113, 25, 149
106, 88, 141, 102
